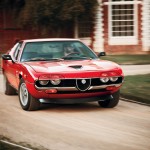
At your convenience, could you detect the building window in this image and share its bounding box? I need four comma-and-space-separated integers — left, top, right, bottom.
112, 4, 134, 36
78, 21, 92, 38
108, 0, 139, 45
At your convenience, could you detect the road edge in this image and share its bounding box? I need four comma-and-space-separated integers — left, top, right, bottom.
120, 97, 150, 107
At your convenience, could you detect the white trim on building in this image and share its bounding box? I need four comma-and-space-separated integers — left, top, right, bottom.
93, 1, 104, 52
142, 0, 150, 51
79, 0, 149, 53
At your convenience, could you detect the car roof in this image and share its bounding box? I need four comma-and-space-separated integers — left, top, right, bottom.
22, 38, 81, 43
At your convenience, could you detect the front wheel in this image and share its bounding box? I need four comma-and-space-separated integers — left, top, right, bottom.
18, 79, 40, 111
98, 90, 120, 108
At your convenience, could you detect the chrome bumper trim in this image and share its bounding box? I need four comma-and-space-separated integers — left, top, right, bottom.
35, 83, 122, 91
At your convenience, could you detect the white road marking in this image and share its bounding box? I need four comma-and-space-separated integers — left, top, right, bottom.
0, 140, 33, 150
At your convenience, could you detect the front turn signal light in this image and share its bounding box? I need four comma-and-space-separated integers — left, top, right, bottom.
45, 89, 57, 94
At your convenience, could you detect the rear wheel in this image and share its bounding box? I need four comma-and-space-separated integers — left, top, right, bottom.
98, 90, 120, 108
3, 75, 16, 95
18, 79, 40, 111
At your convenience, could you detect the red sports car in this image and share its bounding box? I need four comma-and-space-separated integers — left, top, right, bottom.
1, 39, 124, 111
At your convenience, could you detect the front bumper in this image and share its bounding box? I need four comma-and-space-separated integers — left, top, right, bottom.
35, 83, 121, 91
25, 80, 121, 99
39, 95, 112, 104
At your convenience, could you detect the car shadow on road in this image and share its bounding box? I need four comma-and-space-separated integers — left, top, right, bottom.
0, 93, 112, 113
39, 102, 110, 113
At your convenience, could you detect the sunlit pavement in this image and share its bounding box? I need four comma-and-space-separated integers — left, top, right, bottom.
121, 64, 150, 76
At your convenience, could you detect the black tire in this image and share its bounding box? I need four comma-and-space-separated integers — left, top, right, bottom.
3, 75, 16, 95
98, 90, 120, 108
18, 79, 40, 111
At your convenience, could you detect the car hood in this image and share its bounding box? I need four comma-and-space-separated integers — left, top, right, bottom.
24, 59, 121, 73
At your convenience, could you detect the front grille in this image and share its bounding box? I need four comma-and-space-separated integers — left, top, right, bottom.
91, 77, 123, 86
36, 79, 76, 87
76, 79, 91, 91
35, 77, 123, 88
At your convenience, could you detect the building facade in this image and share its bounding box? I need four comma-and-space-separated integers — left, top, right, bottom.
80, 0, 150, 54
0, 0, 149, 54
0, 7, 73, 53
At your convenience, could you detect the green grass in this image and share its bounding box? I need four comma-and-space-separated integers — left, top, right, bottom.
101, 55, 150, 65
120, 74, 150, 104
0, 135, 46, 150
0, 141, 24, 150
0, 141, 44, 150
0, 140, 43, 150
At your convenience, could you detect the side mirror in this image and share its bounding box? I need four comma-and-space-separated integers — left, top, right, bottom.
98, 52, 106, 57
2, 54, 12, 60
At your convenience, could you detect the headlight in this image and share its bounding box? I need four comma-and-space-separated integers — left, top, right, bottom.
50, 79, 61, 85
110, 77, 118, 82
39, 80, 49, 85
100, 77, 109, 83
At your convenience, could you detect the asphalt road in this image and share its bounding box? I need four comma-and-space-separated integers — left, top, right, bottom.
0, 92, 150, 150
0, 73, 150, 150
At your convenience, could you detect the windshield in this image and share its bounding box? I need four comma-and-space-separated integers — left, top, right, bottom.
20, 41, 98, 62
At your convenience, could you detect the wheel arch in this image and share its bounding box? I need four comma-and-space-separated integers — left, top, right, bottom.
18, 64, 38, 83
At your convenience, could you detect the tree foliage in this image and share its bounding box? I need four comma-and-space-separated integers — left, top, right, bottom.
1, 0, 98, 36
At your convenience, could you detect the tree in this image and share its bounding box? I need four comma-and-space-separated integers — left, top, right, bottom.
1, 0, 98, 37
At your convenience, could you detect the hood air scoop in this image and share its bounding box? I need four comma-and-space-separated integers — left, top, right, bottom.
69, 65, 83, 69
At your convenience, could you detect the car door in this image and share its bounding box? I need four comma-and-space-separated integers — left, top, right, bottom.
5, 42, 23, 89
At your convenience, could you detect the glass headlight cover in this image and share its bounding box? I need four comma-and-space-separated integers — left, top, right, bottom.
39, 80, 49, 85
110, 77, 118, 82
100, 77, 109, 83
50, 79, 61, 85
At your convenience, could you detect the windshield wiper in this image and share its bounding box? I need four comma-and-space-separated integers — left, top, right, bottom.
24, 57, 64, 62
61, 56, 92, 60
24, 57, 47, 62
79, 57, 92, 60
47, 58, 64, 61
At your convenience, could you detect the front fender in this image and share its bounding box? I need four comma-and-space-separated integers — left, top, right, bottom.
18, 63, 39, 84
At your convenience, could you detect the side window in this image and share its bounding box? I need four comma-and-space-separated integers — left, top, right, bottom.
13, 42, 22, 60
